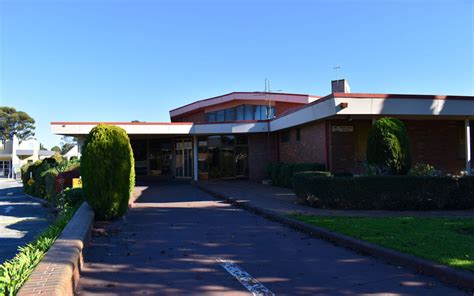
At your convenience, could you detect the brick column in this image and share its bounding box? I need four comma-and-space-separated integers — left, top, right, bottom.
193, 135, 198, 181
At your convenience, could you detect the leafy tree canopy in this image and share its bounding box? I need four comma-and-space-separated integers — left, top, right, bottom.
51, 146, 61, 153
0, 106, 35, 142
60, 136, 76, 154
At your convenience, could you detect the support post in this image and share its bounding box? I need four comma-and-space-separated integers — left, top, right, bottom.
193, 135, 198, 181
466, 119, 472, 175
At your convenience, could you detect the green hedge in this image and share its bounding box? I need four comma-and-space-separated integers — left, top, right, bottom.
81, 124, 135, 220
293, 175, 474, 210
267, 163, 326, 188
21, 158, 80, 205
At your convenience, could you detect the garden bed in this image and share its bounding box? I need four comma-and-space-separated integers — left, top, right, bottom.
290, 214, 474, 272
0, 205, 78, 295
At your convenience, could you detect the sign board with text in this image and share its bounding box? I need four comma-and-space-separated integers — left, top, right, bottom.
332, 126, 354, 133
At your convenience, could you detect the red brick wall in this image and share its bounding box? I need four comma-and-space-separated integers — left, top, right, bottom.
405, 120, 472, 174
329, 119, 371, 174
329, 119, 473, 175
278, 121, 327, 166
248, 133, 278, 180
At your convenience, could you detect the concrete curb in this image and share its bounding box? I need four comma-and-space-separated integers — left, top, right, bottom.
194, 183, 474, 291
23, 192, 51, 207
18, 202, 95, 296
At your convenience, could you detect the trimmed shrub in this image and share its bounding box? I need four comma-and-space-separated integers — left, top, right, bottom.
292, 171, 331, 188
267, 163, 326, 188
409, 163, 438, 176
22, 158, 81, 204
81, 124, 135, 220
21, 160, 54, 197
366, 118, 411, 175
293, 175, 474, 210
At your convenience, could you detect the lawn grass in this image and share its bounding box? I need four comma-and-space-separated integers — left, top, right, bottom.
289, 214, 474, 272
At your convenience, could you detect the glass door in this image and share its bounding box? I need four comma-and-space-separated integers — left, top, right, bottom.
174, 138, 193, 178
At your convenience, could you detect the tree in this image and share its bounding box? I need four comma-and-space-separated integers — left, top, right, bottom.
51, 146, 61, 153
0, 107, 35, 141
366, 118, 412, 175
81, 124, 135, 220
60, 136, 76, 154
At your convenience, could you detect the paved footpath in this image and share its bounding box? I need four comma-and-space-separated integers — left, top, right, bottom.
77, 181, 467, 295
198, 180, 474, 218
0, 179, 53, 263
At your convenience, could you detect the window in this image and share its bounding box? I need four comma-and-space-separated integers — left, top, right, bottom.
267, 106, 275, 119
281, 130, 290, 143
216, 110, 225, 122
244, 105, 254, 120
225, 108, 235, 121
254, 106, 262, 120
205, 104, 275, 122
296, 128, 301, 141
206, 112, 216, 122
236, 105, 244, 120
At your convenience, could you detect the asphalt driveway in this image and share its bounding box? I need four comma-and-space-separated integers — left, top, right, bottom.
0, 179, 53, 263
78, 181, 467, 295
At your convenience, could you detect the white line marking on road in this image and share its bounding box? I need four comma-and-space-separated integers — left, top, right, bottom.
4, 206, 14, 213
216, 257, 274, 296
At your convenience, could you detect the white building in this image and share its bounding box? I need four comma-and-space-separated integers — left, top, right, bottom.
0, 135, 55, 178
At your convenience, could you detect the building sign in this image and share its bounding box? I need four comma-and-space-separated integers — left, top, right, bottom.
332, 126, 354, 133
72, 178, 82, 188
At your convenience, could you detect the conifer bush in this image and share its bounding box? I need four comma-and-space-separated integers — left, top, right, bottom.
366, 118, 411, 175
81, 124, 135, 220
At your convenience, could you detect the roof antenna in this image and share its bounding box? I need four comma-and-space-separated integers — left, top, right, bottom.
333, 65, 341, 91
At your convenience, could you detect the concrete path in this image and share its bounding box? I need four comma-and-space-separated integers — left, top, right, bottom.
197, 180, 474, 217
0, 179, 53, 263
77, 181, 466, 295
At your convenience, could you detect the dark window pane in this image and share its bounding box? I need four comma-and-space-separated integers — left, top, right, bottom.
244, 105, 254, 120
296, 128, 301, 141
235, 135, 248, 145
221, 135, 235, 147
254, 106, 262, 120
269, 106, 275, 118
225, 108, 235, 121
236, 105, 244, 120
216, 110, 225, 122
208, 135, 221, 148
206, 112, 216, 122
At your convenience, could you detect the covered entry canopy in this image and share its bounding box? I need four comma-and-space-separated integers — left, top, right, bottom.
51, 121, 268, 181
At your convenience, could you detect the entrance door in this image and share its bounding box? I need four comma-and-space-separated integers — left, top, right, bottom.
175, 138, 193, 178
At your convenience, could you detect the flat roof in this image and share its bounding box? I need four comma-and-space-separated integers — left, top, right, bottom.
52, 92, 474, 136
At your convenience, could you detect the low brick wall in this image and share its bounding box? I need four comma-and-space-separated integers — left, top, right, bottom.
18, 202, 94, 296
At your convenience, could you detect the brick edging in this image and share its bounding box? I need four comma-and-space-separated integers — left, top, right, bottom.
18, 202, 95, 296
194, 183, 474, 291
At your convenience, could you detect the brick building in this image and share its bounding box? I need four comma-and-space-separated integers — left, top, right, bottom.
51, 80, 473, 180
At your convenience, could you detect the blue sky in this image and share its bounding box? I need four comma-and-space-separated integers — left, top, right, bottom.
1, 0, 473, 148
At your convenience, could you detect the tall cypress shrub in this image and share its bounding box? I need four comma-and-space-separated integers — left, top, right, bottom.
366, 118, 411, 175
81, 124, 135, 220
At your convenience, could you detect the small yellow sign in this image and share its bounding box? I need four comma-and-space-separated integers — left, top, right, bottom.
72, 178, 82, 188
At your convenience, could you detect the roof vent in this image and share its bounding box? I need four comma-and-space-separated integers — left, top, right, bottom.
331, 79, 351, 93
